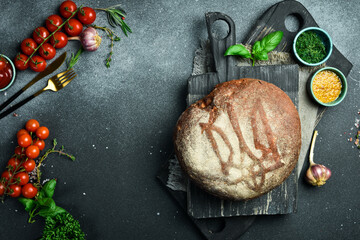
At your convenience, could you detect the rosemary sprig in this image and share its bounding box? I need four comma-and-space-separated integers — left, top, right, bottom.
67, 47, 84, 70
95, 5, 132, 36
92, 25, 121, 68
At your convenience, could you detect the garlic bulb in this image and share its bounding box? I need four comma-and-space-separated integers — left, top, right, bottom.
80, 27, 102, 51
305, 130, 332, 186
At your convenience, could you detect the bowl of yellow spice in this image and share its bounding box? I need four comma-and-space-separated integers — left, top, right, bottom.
309, 67, 347, 107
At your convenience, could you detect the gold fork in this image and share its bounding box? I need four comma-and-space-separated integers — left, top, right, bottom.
0, 69, 77, 120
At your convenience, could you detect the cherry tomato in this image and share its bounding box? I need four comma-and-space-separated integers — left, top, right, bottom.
14, 172, 29, 186
77, 7, 96, 25
60, 0, 77, 19
33, 139, 45, 151
39, 43, 56, 60
22, 159, 36, 172
0, 182, 5, 196
22, 183, 38, 198
46, 15, 63, 32
36, 126, 49, 140
26, 145, 40, 159
14, 53, 29, 71
50, 32, 68, 49
21, 38, 37, 56
0, 56, 6, 71
14, 146, 25, 156
33, 27, 50, 44
9, 184, 21, 198
18, 133, 32, 148
64, 19, 83, 36
7, 157, 21, 170
1, 171, 13, 181
0, 56, 13, 89
17, 129, 29, 138
29, 56, 47, 72
25, 119, 40, 132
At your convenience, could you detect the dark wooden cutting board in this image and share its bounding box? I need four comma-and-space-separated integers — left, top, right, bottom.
187, 0, 352, 220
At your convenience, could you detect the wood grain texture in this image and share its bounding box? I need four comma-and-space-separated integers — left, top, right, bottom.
187, 65, 299, 218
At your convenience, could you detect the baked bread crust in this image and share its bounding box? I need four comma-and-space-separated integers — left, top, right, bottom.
174, 78, 301, 200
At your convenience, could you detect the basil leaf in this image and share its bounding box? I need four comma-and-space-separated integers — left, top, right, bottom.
260, 31, 283, 53
38, 206, 66, 218
18, 198, 36, 212
42, 179, 57, 198
252, 41, 262, 55
38, 197, 56, 210
224, 44, 251, 58
254, 51, 269, 61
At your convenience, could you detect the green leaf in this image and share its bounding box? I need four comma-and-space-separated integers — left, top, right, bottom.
37, 197, 56, 210
259, 31, 283, 53
38, 206, 66, 218
42, 179, 57, 198
254, 51, 269, 61
18, 198, 36, 212
224, 44, 251, 58
252, 41, 262, 55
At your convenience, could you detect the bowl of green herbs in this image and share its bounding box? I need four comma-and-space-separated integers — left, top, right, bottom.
293, 27, 333, 66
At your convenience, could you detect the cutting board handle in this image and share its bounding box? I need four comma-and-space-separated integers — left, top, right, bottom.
205, 12, 236, 83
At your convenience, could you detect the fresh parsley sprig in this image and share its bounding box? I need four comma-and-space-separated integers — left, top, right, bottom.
224, 31, 283, 66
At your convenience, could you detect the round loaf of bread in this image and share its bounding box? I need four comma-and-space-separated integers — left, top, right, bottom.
174, 78, 301, 200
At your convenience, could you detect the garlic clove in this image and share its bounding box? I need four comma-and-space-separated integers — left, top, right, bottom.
305, 164, 332, 187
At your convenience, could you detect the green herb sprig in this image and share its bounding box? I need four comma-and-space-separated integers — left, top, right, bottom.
67, 47, 84, 70
36, 139, 75, 185
95, 5, 132, 36
41, 212, 85, 240
92, 25, 121, 68
224, 31, 283, 66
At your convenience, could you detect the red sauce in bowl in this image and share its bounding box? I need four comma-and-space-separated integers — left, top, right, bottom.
0, 55, 13, 89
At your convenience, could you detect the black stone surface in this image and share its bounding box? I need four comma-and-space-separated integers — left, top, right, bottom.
0, 0, 359, 239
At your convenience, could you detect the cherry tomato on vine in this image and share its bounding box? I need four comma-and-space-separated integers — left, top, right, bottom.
1, 170, 13, 181
22, 183, 38, 199
7, 158, 20, 170
9, 184, 21, 198
26, 145, 40, 159
36, 126, 49, 140
60, 0, 77, 19
32, 27, 50, 44
22, 159, 36, 172
33, 139, 45, 151
17, 129, 29, 138
46, 14, 63, 32
14, 53, 29, 71
14, 172, 29, 186
39, 43, 56, 60
21, 38, 37, 56
14, 146, 25, 156
18, 133, 32, 148
25, 119, 40, 132
77, 7, 96, 25
0, 182, 5, 196
64, 18, 83, 36
29, 56, 47, 72
50, 32, 68, 49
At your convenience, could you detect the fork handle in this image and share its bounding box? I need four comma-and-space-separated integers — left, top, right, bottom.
0, 90, 44, 120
